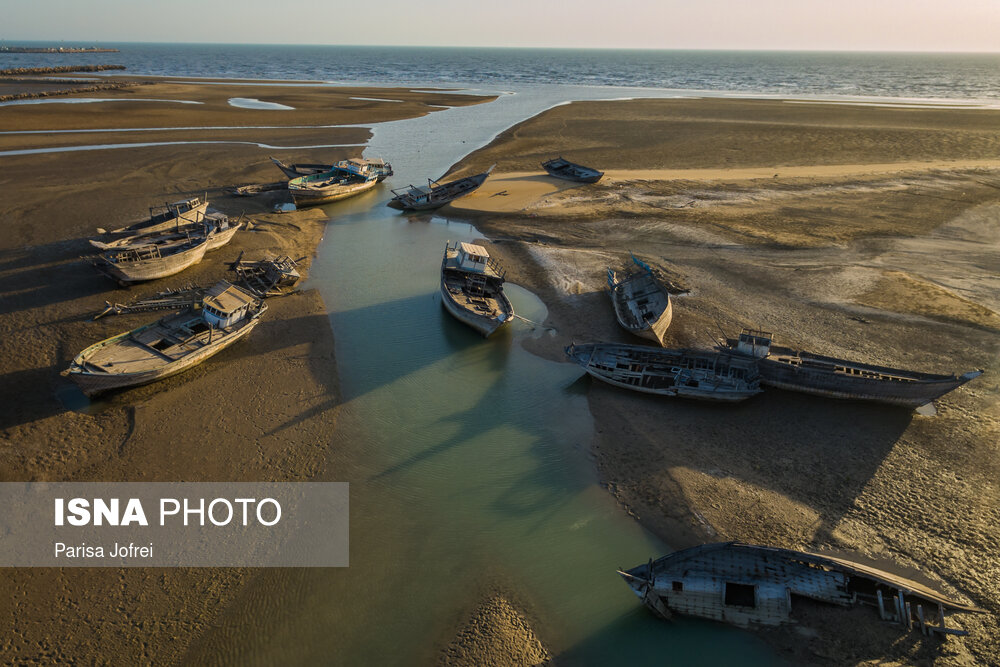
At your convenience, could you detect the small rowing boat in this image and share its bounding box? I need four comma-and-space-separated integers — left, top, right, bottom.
541, 157, 603, 183
607, 255, 672, 346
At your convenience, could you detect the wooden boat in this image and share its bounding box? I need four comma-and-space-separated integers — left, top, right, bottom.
63, 281, 266, 396
229, 251, 302, 297
565, 343, 762, 402
92, 234, 210, 284
607, 255, 673, 346
271, 156, 393, 182
388, 166, 493, 211
541, 157, 603, 183
440, 241, 514, 337
99, 196, 208, 236
620, 542, 983, 637
724, 329, 983, 409
287, 163, 378, 207
89, 212, 243, 252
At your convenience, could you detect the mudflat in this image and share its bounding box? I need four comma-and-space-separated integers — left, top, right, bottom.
0, 78, 494, 662
447, 97, 1000, 666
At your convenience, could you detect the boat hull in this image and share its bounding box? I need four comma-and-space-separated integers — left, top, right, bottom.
288, 177, 378, 207
66, 312, 263, 396
566, 343, 761, 402
541, 158, 603, 183
109, 200, 209, 236
756, 359, 981, 408
609, 269, 673, 346
440, 277, 513, 337
97, 238, 209, 283
388, 168, 491, 211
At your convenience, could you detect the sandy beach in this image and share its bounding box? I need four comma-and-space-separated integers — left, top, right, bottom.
446, 98, 1000, 665
2, 79, 999, 665
0, 76, 494, 662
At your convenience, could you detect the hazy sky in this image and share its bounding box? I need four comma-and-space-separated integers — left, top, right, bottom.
3, 0, 999, 52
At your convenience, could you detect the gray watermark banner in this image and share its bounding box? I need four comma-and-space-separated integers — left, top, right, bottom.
0, 482, 348, 567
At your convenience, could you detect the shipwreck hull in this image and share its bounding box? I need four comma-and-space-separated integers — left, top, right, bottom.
566, 343, 761, 402
98, 239, 209, 283
289, 178, 378, 207
439, 278, 512, 337
757, 360, 980, 408
608, 268, 673, 346
68, 313, 263, 396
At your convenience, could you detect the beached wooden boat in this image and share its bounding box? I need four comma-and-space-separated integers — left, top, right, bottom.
271, 156, 393, 182
388, 166, 493, 211
89, 212, 243, 252
63, 281, 266, 396
287, 163, 378, 207
620, 542, 983, 637
92, 234, 210, 284
565, 343, 761, 402
99, 196, 209, 236
541, 157, 603, 183
725, 329, 983, 409
440, 241, 514, 337
607, 255, 673, 346
229, 251, 302, 297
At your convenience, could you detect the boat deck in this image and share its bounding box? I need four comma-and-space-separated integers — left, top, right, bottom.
85, 311, 220, 373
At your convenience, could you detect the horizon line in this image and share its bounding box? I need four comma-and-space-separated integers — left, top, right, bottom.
2, 39, 999, 55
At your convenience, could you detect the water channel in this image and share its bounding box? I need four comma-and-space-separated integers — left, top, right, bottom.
199, 84, 778, 665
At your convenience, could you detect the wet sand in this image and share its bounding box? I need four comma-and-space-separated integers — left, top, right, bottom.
0, 78, 494, 663
448, 98, 1000, 666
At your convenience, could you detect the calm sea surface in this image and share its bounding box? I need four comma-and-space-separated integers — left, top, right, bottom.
4, 42, 1000, 101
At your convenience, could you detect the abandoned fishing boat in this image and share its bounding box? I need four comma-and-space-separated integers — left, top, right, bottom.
63, 281, 266, 396
91, 234, 210, 284
440, 241, 514, 337
541, 157, 603, 183
387, 166, 493, 211
607, 255, 673, 346
287, 163, 378, 207
619, 542, 983, 638
99, 196, 209, 236
88, 212, 244, 252
229, 251, 302, 297
271, 156, 393, 182
565, 343, 761, 402
725, 329, 983, 409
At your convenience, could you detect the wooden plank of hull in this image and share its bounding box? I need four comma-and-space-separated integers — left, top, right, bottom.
439, 278, 511, 338
289, 178, 377, 207
101, 239, 209, 283
67, 315, 262, 396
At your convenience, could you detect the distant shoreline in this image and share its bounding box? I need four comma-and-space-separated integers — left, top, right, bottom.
0, 46, 118, 53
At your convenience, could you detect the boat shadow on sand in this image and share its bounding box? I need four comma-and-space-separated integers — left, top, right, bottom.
586, 379, 914, 548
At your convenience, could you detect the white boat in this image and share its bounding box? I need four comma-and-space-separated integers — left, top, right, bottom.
607, 255, 673, 346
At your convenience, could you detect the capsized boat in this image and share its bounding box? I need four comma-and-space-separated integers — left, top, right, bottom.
99, 196, 209, 236
388, 166, 493, 211
63, 281, 266, 396
287, 162, 378, 207
440, 241, 514, 337
271, 156, 393, 182
565, 342, 761, 402
89, 212, 244, 252
619, 542, 983, 637
541, 157, 603, 183
725, 329, 983, 409
91, 234, 210, 284
607, 255, 673, 346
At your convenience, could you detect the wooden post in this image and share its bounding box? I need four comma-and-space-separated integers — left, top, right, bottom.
905, 601, 912, 631
876, 590, 886, 620
917, 604, 926, 635
897, 590, 906, 627
939, 604, 947, 633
